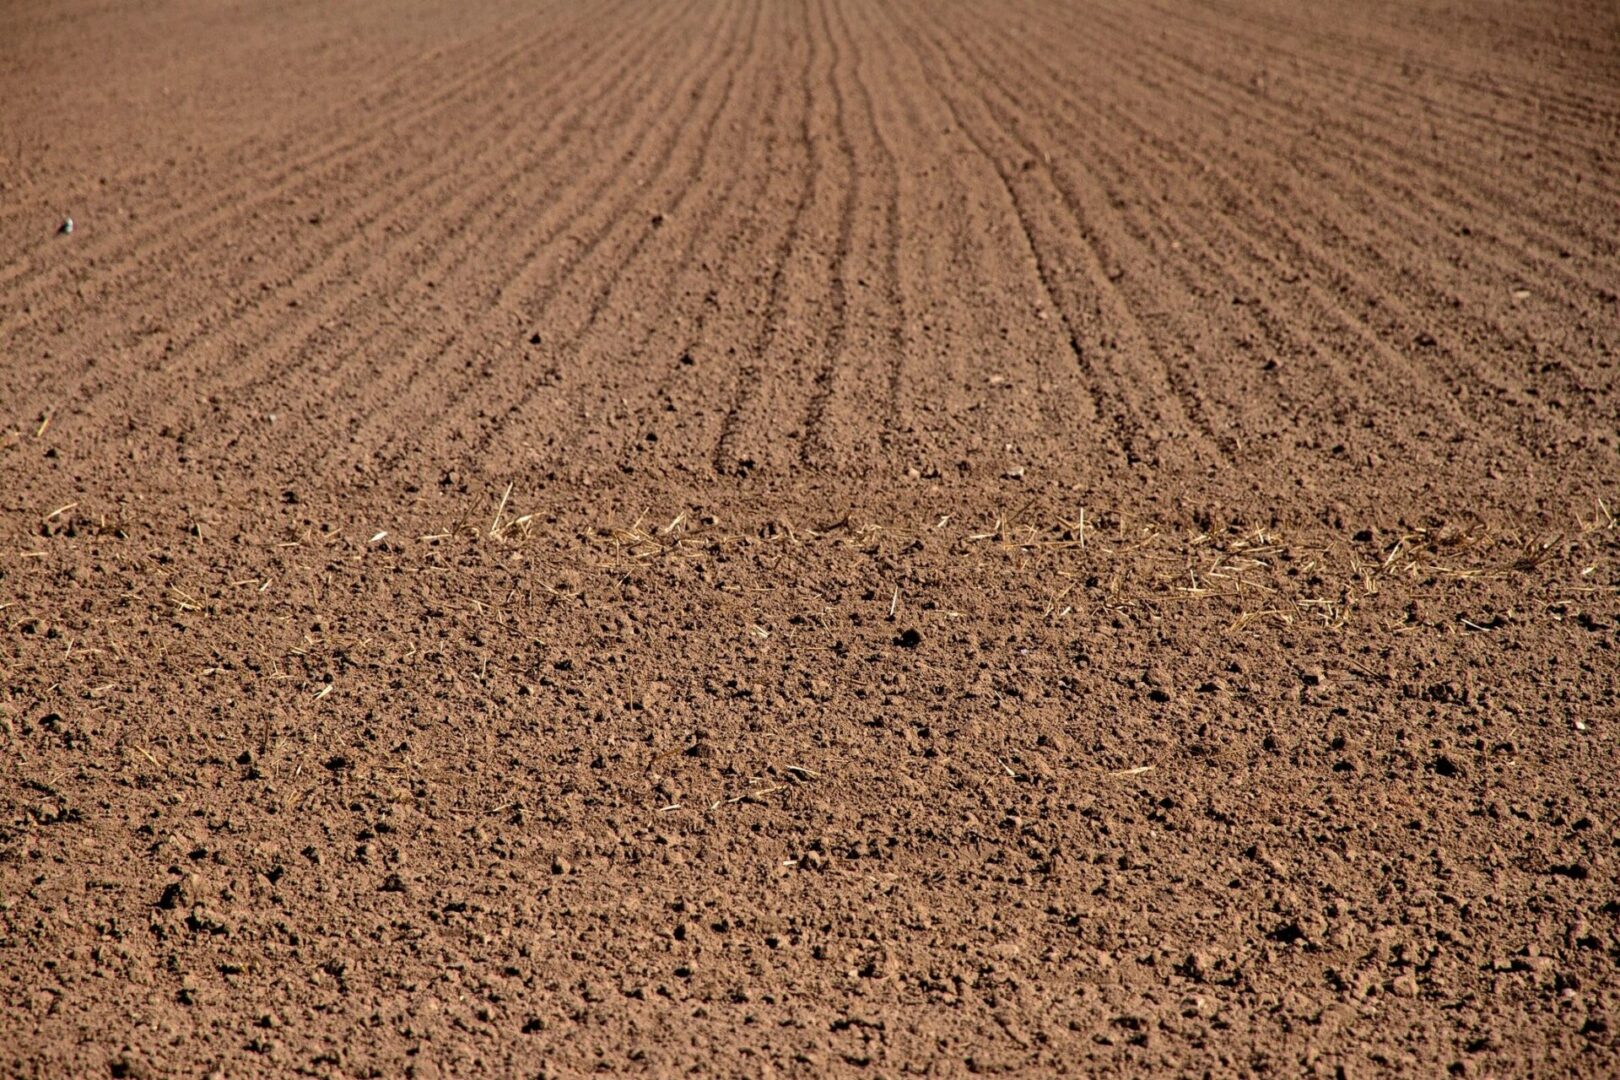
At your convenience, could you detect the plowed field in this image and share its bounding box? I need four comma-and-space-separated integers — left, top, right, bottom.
3, 0, 1618, 1074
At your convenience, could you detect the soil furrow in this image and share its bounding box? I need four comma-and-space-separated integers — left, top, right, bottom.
944, 1, 1530, 475
35, 0, 690, 473
831, 0, 911, 453
897, 5, 1221, 469
923, 10, 1244, 466
711, 0, 821, 477
415, 0, 767, 485
794, 0, 860, 470
1023, 0, 1619, 313
166, 0, 716, 477
987, 0, 1613, 449
1114, 0, 1620, 251
379, 0, 752, 484
508, 0, 783, 484
849, 3, 1073, 476
0, 4, 630, 424
1187, 0, 1620, 153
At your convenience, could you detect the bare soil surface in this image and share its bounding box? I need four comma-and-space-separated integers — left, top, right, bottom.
3, 0, 1619, 1074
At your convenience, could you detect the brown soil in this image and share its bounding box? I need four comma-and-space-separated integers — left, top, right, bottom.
3, 0, 1618, 1074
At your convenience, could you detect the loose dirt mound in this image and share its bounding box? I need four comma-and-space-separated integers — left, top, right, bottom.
3, 0, 1617, 1074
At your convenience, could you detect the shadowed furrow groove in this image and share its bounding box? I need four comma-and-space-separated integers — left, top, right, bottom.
711, 0, 820, 476
795, 0, 859, 469
839, 1, 911, 448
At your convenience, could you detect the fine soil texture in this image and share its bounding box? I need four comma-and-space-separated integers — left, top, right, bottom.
3, 0, 1619, 1075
